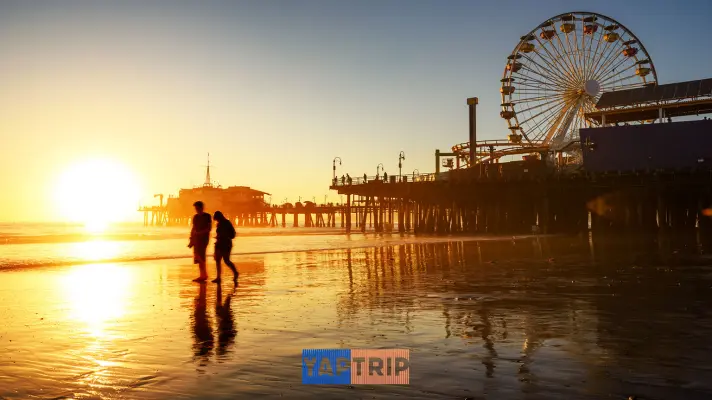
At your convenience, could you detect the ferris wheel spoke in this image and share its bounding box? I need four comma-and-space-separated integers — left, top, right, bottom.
582, 24, 597, 81
515, 87, 556, 94
590, 39, 623, 81
521, 104, 562, 141
594, 49, 627, 83
556, 30, 584, 81
583, 25, 606, 80
524, 49, 572, 86
595, 59, 636, 84
565, 27, 583, 75
509, 93, 563, 105
516, 96, 567, 117
517, 72, 567, 89
584, 33, 614, 80
550, 31, 580, 78
518, 61, 572, 88
526, 101, 570, 141
596, 54, 633, 81
534, 36, 579, 86
533, 41, 581, 88
517, 100, 568, 127
518, 72, 567, 93
517, 73, 570, 92
582, 22, 602, 81
522, 49, 577, 88
577, 20, 589, 77
599, 73, 641, 88
549, 33, 581, 82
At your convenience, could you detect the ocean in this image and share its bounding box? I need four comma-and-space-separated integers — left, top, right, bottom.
0, 222, 466, 270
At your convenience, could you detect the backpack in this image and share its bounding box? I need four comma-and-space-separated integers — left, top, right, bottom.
228, 222, 236, 239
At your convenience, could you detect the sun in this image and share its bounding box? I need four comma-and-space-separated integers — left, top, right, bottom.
54, 159, 141, 232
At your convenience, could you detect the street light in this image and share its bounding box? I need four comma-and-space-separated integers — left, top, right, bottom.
398, 151, 406, 179
377, 163, 384, 180
332, 157, 342, 182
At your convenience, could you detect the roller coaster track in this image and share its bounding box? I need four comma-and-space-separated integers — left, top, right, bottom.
452, 140, 548, 167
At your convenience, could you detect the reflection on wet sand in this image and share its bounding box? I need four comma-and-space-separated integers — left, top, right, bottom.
332, 234, 712, 399
215, 284, 236, 357
191, 283, 213, 365
190, 276, 240, 367
1, 235, 711, 399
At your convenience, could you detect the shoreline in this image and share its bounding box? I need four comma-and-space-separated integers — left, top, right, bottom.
0, 233, 547, 272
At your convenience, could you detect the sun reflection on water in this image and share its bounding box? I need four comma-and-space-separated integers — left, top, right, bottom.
62, 264, 132, 338
69, 240, 122, 262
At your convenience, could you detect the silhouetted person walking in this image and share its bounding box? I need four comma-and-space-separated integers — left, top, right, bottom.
212, 211, 238, 283
189, 201, 211, 282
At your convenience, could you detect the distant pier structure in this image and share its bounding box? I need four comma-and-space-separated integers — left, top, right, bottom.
140, 155, 345, 228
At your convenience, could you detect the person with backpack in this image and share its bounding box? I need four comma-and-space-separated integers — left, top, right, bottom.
212, 211, 238, 283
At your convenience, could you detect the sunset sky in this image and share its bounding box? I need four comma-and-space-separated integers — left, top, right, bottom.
1, 0, 711, 223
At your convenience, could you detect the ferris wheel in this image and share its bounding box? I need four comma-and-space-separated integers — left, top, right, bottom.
501, 11, 658, 149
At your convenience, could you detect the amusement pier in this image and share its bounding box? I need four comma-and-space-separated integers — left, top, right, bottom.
331, 11, 712, 236
143, 11, 712, 237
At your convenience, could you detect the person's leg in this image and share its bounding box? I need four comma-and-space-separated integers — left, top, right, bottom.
198, 261, 208, 280
212, 248, 222, 283
198, 243, 209, 280
224, 252, 238, 281
192, 247, 206, 282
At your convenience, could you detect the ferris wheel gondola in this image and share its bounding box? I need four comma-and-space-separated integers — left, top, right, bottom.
500, 12, 658, 150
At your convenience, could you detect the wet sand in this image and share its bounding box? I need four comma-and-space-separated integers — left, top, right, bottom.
1, 234, 711, 399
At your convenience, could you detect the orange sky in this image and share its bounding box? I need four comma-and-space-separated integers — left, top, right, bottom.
1, 1, 710, 223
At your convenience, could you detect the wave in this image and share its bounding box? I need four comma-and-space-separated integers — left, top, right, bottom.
0, 234, 538, 272
0, 228, 346, 245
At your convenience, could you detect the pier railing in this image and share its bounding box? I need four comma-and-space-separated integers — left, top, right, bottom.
331, 172, 448, 187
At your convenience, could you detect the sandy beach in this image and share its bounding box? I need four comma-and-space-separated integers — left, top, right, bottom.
1, 235, 712, 399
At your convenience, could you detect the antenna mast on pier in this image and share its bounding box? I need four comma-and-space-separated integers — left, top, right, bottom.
204, 153, 212, 187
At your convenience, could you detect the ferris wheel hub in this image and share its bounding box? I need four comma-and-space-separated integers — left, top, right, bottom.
584, 80, 601, 97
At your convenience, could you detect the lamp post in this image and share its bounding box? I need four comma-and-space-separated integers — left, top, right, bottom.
398, 151, 406, 180
332, 157, 342, 182
377, 163, 384, 180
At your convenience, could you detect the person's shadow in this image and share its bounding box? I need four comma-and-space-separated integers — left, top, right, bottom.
191, 283, 214, 365
215, 284, 237, 357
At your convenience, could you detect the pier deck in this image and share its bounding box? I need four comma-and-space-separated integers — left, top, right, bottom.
330, 163, 712, 235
